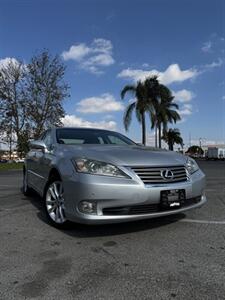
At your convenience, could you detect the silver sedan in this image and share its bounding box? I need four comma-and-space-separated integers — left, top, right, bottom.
23, 127, 207, 228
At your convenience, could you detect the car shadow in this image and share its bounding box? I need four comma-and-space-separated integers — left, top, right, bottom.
23, 189, 186, 238
63, 214, 185, 238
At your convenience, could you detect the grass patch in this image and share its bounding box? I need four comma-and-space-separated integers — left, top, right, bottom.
0, 162, 23, 171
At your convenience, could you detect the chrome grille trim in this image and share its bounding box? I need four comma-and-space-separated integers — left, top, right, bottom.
130, 165, 188, 184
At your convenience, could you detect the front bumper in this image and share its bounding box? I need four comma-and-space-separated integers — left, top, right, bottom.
63, 169, 206, 224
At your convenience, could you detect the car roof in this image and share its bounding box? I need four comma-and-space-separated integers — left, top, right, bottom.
55, 127, 116, 133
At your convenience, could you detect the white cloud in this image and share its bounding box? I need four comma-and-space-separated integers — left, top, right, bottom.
222, 95, 225, 100
173, 89, 195, 103
197, 58, 224, 76
146, 131, 168, 148
81, 54, 114, 74
173, 90, 195, 122
161, 64, 198, 85
178, 104, 193, 116
190, 139, 225, 147
0, 57, 19, 69
62, 114, 117, 131
61, 38, 114, 74
201, 41, 212, 53
76, 93, 124, 114
92, 38, 113, 53
201, 34, 225, 54
203, 58, 223, 69
118, 63, 198, 85
146, 132, 156, 147
118, 68, 152, 82
61, 44, 90, 61
82, 53, 114, 67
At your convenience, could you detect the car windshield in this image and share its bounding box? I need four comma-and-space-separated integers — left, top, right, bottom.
56, 128, 136, 145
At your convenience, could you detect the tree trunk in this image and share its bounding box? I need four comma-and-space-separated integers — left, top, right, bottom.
158, 123, 162, 148
9, 134, 12, 160
169, 142, 174, 151
155, 126, 158, 148
9, 118, 13, 160
141, 112, 146, 145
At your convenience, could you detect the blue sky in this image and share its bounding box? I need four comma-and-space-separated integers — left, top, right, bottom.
0, 0, 224, 147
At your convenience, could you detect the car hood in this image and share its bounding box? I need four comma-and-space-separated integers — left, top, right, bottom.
60, 145, 187, 167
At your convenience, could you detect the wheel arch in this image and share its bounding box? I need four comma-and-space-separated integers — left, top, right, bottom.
48, 167, 62, 181
43, 167, 62, 197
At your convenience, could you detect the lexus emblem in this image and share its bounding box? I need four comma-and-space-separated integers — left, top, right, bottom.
161, 169, 174, 180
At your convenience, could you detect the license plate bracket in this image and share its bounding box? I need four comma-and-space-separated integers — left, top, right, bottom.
160, 189, 185, 209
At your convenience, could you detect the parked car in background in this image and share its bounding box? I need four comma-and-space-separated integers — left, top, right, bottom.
7, 160, 14, 164
0, 159, 8, 163
14, 159, 24, 163
23, 127, 207, 228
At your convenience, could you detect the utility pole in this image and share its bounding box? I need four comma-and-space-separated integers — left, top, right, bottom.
189, 132, 191, 148
199, 137, 202, 149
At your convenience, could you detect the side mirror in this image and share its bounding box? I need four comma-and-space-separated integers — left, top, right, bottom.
29, 140, 47, 152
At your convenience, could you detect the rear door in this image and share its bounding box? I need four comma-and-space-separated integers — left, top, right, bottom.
26, 146, 39, 189
33, 130, 54, 193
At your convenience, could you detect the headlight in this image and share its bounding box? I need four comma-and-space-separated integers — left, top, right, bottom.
186, 157, 199, 174
72, 158, 129, 178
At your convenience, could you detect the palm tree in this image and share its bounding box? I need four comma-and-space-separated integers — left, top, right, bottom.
150, 85, 181, 148
162, 128, 183, 151
121, 77, 159, 145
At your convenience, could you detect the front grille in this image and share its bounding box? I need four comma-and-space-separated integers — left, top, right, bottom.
130, 165, 188, 184
102, 196, 201, 216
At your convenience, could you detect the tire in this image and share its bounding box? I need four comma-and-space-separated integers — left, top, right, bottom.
23, 168, 33, 196
44, 178, 71, 229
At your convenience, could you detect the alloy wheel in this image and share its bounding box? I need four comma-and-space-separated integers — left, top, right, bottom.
45, 181, 66, 224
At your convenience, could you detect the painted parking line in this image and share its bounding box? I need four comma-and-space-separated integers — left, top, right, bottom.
180, 219, 225, 225
205, 189, 225, 192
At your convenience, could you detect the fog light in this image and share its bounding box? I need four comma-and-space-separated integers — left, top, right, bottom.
79, 201, 97, 214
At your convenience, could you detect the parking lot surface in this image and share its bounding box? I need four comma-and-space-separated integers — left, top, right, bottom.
0, 161, 225, 300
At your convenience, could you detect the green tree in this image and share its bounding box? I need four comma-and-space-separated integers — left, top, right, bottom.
151, 85, 181, 148
121, 76, 181, 147
26, 50, 70, 139
0, 51, 70, 156
121, 77, 159, 145
0, 59, 29, 157
186, 145, 204, 156
16, 126, 30, 158
162, 128, 183, 151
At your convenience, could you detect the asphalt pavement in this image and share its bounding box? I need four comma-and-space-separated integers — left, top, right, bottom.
0, 161, 225, 300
